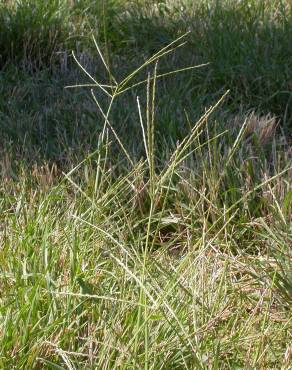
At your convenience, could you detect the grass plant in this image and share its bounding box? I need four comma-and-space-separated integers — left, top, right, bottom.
0, 1, 291, 368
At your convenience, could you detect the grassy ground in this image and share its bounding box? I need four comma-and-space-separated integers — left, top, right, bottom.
0, 0, 291, 368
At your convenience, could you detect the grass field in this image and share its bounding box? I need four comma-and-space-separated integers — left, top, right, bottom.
0, 0, 291, 368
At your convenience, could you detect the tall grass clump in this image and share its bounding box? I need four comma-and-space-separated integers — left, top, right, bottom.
0, 0, 71, 69
0, 35, 291, 369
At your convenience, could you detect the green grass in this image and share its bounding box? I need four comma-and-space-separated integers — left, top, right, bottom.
0, 0, 292, 368
1, 0, 291, 129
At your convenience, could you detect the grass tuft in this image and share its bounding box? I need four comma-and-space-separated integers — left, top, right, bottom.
0, 1, 291, 368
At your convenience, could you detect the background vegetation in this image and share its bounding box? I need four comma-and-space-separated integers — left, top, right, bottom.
0, 0, 291, 368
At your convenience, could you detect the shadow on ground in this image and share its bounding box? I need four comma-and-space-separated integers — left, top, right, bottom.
0, 0, 291, 175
